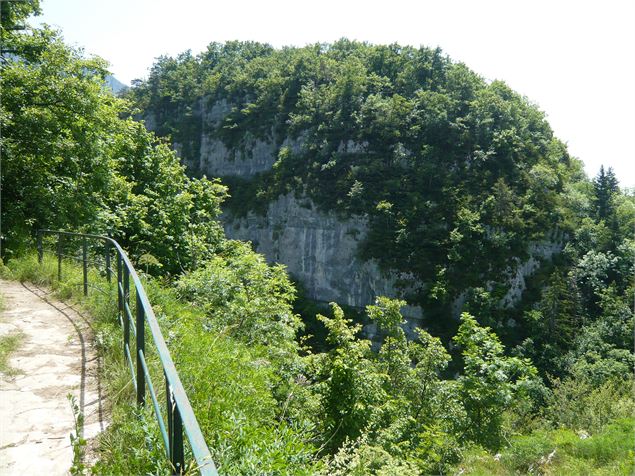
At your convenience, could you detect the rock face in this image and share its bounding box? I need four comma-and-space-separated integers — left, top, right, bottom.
178, 99, 305, 178
224, 194, 426, 336
499, 239, 564, 309
152, 98, 564, 335
180, 99, 427, 332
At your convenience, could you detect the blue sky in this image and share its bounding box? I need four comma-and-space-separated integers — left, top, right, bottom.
32, 0, 635, 187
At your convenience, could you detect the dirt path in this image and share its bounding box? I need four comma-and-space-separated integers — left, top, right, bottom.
0, 280, 106, 475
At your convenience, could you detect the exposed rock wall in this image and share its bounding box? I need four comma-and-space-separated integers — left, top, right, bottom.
150, 98, 564, 335
224, 193, 426, 336
451, 237, 564, 319
499, 239, 564, 309
175, 99, 305, 178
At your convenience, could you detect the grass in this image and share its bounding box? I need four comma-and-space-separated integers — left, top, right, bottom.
0, 331, 24, 375
0, 277, 24, 376
455, 418, 635, 475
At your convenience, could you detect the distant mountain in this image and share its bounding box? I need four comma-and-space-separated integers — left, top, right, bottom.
105, 75, 128, 94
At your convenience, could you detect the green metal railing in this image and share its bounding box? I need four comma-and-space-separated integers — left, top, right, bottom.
36, 229, 218, 476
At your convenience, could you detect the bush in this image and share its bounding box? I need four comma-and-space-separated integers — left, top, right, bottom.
542, 376, 634, 433
176, 242, 301, 353
456, 419, 635, 475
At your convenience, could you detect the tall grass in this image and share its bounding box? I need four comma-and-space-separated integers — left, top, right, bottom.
455, 418, 635, 475
0, 269, 24, 375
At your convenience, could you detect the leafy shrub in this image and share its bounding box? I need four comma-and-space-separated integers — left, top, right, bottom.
176, 241, 302, 355
542, 376, 634, 433
453, 312, 538, 449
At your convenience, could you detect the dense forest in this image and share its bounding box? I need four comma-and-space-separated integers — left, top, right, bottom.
1, 2, 633, 475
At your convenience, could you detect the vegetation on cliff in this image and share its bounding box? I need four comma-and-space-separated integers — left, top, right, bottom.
128, 41, 633, 336
129, 40, 634, 369
2, 4, 633, 474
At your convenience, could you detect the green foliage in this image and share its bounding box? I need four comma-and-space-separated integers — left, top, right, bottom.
453, 313, 538, 449
6, 249, 633, 474
128, 40, 587, 318
130, 43, 633, 384
0, 25, 227, 274
593, 165, 619, 221
542, 376, 634, 434
5, 253, 319, 474
68, 393, 87, 475
307, 299, 460, 473
169, 316, 318, 474
312, 303, 383, 453
0, 0, 41, 30
1, 26, 116, 252
4, 9, 634, 473
176, 241, 301, 351
322, 435, 420, 476
456, 418, 635, 475
0, 331, 23, 375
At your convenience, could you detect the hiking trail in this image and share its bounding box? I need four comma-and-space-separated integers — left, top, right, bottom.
0, 279, 105, 475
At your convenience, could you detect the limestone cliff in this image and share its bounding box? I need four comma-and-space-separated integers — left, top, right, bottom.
150, 98, 564, 331
224, 193, 426, 336
176, 99, 425, 329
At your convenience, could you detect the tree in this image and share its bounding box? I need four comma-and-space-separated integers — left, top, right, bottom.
314, 298, 460, 474
453, 312, 537, 448
1, 26, 118, 255
593, 165, 619, 221
0, 24, 227, 272
0, 0, 40, 31
313, 303, 385, 453
367, 297, 410, 391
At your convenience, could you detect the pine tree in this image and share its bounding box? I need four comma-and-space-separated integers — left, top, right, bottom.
593, 165, 619, 220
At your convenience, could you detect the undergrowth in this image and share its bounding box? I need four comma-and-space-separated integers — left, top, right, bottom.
455, 418, 635, 475
3, 253, 633, 475
0, 283, 23, 376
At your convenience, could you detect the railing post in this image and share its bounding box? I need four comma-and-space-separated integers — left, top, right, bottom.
37, 231, 43, 264
105, 241, 111, 283
136, 289, 145, 406
166, 379, 185, 475
57, 234, 63, 282
117, 253, 122, 320
123, 266, 130, 357
82, 237, 88, 296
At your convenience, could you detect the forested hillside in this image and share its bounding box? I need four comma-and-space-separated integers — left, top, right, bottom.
129, 41, 634, 365
2, 3, 634, 474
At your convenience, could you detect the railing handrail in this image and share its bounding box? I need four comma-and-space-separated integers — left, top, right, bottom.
36, 229, 218, 476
